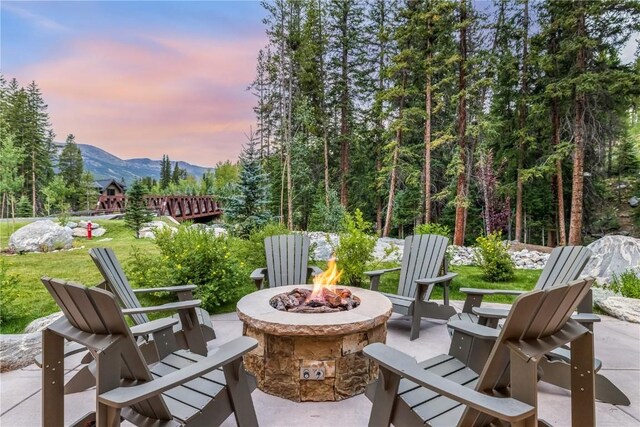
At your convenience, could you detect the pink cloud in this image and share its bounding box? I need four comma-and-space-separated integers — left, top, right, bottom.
14, 32, 266, 166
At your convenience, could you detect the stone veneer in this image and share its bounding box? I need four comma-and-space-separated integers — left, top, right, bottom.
237, 285, 392, 402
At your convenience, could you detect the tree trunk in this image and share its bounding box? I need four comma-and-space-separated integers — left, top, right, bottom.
383, 71, 406, 238
453, 0, 467, 246
339, 6, 349, 207
424, 46, 432, 224
31, 151, 36, 217
514, 0, 529, 243
569, 4, 586, 245
552, 97, 567, 246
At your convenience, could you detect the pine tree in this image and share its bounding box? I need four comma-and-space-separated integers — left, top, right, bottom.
124, 179, 153, 238
160, 155, 171, 189
58, 134, 84, 209
225, 131, 272, 235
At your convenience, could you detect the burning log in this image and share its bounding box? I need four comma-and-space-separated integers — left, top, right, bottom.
270, 287, 360, 313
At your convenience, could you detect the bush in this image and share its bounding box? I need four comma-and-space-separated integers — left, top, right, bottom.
335, 209, 376, 287
414, 223, 452, 239
127, 226, 246, 311
232, 222, 291, 271
0, 260, 20, 325
610, 269, 640, 299
473, 232, 514, 282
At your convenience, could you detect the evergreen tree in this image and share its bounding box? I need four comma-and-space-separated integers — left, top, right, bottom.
79, 171, 97, 211
124, 179, 153, 238
225, 132, 272, 235
0, 132, 25, 221
58, 134, 84, 209
160, 155, 171, 189
171, 161, 186, 184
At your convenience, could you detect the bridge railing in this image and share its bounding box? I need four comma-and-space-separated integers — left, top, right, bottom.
95, 195, 222, 222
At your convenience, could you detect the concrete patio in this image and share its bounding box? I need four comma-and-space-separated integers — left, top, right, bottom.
1, 301, 639, 427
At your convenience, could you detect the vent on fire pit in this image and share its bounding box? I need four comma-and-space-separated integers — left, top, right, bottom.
269, 258, 360, 313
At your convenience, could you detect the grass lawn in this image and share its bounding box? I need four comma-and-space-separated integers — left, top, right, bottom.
1, 219, 541, 334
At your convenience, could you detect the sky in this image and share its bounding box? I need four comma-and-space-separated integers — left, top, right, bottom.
1, 1, 267, 167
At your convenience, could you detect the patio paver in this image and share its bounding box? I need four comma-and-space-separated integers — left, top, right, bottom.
1, 301, 638, 427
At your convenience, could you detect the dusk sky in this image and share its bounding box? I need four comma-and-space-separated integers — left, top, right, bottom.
1, 1, 268, 167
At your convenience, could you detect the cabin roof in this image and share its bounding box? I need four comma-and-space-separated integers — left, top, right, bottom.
94, 179, 126, 192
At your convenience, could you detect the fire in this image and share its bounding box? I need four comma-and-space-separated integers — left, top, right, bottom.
307, 258, 343, 302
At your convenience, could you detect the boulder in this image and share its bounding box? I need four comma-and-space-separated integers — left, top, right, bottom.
596, 297, 640, 323
630, 196, 639, 208
64, 221, 78, 229
23, 312, 63, 334
584, 235, 640, 283
139, 221, 177, 239
77, 220, 101, 229
0, 333, 41, 372
72, 227, 106, 238
8, 220, 73, 253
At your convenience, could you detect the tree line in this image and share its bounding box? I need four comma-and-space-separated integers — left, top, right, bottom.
248, 0, 640, 245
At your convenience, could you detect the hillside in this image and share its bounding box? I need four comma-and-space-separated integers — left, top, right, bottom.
53, 143, 213, 184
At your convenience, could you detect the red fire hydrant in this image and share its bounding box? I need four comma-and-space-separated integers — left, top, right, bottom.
87, 221, 92, 240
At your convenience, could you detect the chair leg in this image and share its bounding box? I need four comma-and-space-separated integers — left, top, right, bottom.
410, 313, 421, 341
368, 367, 401, 427
223, 358, 259, 427
42, 329, 65, 427
64, 363, 96, 394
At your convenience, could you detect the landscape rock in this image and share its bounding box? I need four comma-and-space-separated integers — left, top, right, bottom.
139, 221, 177, 239
77, 220, 101, 229
0, 333, 41, 372
630, 196, 639, 208
584, 235, 640, 283
23, 312, 63, 334
64, 221, 78, 229
73, 227, 106, 238
9, 220, 73, 253
596, 297, 640, 323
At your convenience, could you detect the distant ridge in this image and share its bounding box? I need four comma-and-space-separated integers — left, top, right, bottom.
53, 143, 213, 185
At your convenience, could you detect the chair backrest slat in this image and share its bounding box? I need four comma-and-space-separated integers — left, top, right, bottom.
90, 247, 150, 325
536, 246, 591, 290
265, 235, 311, 287
42, 278, 173, 420
398, 235, 449, 298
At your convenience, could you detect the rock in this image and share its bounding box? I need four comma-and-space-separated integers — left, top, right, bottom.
91, 228, 107, 237
597, 297, 640, 323
23, 312, 63, 333
139, 221, 177, 239
77, 220, 101, 229
9, 220, 73, 253
630, 196, 639, 208
584, 235, 640, 283
97, 238, 113, 242
210, 226, 227, 237
306, 232, 339, 261
0, 333, 41, 372
64, 221, 78, 229
72, 227, 106, 237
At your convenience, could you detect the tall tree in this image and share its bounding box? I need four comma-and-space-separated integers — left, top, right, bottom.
58, 134, 84, 209
160, 154, 172, 189
124, 179, 153, 238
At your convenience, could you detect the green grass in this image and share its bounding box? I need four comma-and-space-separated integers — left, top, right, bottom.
2, 221, 541, 333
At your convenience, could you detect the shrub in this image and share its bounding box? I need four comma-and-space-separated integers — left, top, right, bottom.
610, 269, 640, 299
335, 209, 376, 287
127, 226, 246, 311
232, 221, 291, 271
473, 232, 514, 282
0, 260, 20, 325
414, 223, 452, 239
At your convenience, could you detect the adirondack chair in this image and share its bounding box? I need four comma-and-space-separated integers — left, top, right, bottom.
40, 277, 258, 427
364, 234, 458, 340
250, 234, 323, 289
448, 245, 630, 405
90, 247, 215, 357
364, 277, 596, 427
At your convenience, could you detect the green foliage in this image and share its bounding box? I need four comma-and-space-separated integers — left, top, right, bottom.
308, 189, 346, 232
58, 134, 84, 209
336, 209, 376, 287
610, 269, 640, 299
16, 195, 32, 218
124, 180, 153, 238
128, 226, 246, 311
0, 259, 20, 325
42, 175, 71, 216
231, 222, 291, 273
57, 203, 71, 226
473, 232, 514, 282
414, 223, 452, 238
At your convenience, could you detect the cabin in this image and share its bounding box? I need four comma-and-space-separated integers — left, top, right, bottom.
94, 179, 126, 197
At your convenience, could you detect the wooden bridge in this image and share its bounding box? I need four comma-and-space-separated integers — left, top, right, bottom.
95, 195, 222, 222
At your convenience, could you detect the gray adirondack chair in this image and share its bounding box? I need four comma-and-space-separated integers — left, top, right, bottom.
90, 247, 215, 356
364, 277, 596, 427
364, 234, 458, 340
40, 277, 258, 427
250, 234, 323, 289
449, 245, 630, 406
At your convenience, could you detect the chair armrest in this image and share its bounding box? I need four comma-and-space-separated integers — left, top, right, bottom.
98, 336, 258, 408
363, 343, 535, 423
308, 266, 323, 277
447, 320, 501, 340
122, 300, 201, 315
132, 284, 196, 294
460, 288, 526, 296
415, 272, 458, 285
251, 268, 267, 290
571, 313, 601, 323
364, 267, 401, 291
472, 307, 509, 320
130, 318, 179, 336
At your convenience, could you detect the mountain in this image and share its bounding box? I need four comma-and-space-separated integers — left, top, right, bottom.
53, 143, 213, 184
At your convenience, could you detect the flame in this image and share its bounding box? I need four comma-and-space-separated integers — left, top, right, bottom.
307, 258, 343, 302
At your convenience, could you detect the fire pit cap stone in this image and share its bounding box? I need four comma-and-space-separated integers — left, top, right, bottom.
236, 285, 392, 336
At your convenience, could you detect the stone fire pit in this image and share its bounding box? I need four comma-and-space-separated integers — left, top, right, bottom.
237, 285, 392, 402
